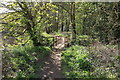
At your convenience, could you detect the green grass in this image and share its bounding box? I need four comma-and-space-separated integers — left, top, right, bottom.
3, 44, 52, 78
61, 45, 94, 78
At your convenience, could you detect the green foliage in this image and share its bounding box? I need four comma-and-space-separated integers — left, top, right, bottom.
3, 44, 51, 78
1, 2, 120, 78
75, 35, 96, 46
41, 32, 54, 47
41, 32, 53, 37
55, 32, 69, 37
61, 45, 117, 78
55, 32, 64, 36
61, 45, 94, 78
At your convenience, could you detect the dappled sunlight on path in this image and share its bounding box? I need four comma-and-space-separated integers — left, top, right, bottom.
54, 36, 65, 50
37, 36, 67, 79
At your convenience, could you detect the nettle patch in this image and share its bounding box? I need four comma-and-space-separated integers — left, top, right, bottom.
61, 45, 94, 78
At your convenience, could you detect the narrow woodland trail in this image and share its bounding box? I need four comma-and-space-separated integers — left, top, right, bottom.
38, 36, 67, 79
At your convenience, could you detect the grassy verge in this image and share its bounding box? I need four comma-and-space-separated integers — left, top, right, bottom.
61, 45, 94, 78
3, 44, 52, 78
61, 45, 118, 78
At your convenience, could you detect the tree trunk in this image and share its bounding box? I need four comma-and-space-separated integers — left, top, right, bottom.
26, 21, 42, 46
71, 2, 76, 44
61, 8, 64, 32
31, 37, 42, 46
65, 12, 70, 32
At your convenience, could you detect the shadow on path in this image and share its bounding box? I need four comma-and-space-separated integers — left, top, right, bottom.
37, 36, 66, 79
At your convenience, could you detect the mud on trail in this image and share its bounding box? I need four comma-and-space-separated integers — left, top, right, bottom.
37, 36, 67, 79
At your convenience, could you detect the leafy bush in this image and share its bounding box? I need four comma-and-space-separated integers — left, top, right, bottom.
75, 35, 98, 46
55, 32, 71, 37
62, 45, 118, 78
2, 44, 51, 78
61, 45, 94, 78
41, 32, 54, 47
